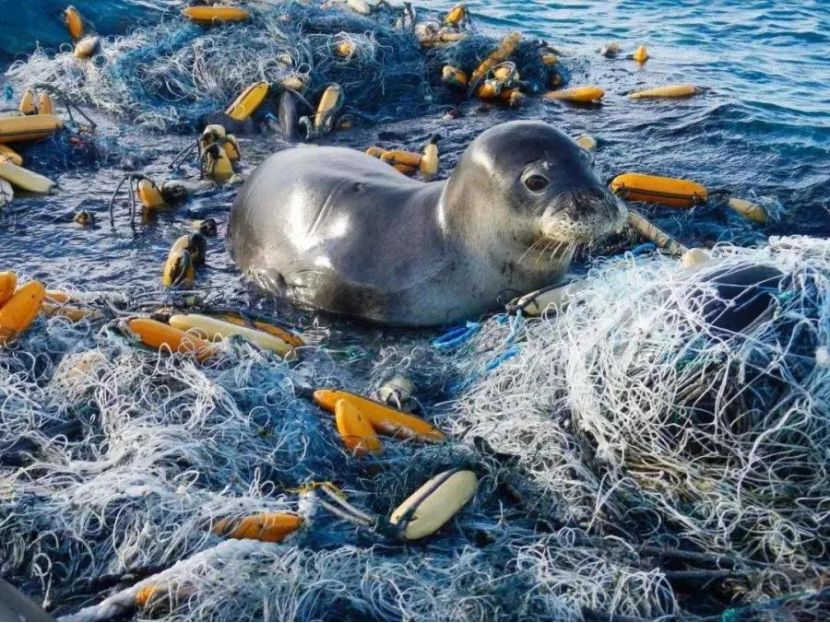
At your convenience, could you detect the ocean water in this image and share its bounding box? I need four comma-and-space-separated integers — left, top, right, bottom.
0, 0, 827, 294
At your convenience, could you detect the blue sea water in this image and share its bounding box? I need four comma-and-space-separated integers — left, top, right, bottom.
0, 0, 828, 307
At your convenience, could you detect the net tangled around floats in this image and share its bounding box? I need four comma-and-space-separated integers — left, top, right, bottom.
1, 236, 828, 620
6, 2, 561, 131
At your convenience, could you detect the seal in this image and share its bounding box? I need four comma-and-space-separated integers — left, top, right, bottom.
228, 120, 627, 326
0, 579, 54, 622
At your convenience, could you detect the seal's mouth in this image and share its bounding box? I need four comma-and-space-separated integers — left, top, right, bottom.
540, 187, 628, 243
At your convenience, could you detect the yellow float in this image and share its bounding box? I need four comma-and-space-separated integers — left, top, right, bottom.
544, 86, 605, 103
215, 313, 305, 348
168, 314, 295, 358
225, 81, 269, 121
627, 211, 688, 256
335, 399, 382, 456
73, 35, 100, 59
0, 271, 17, 307
470, 31, 521, 83
0, 281, 46, 345
420, 136, 439, 179
390, 469, 478, 540
182, 6, 251, 26
64, 5, 84, 40
0, 161, 56, 194
629, 84, 698, 99
18, 89, 37, 116
313, 389, 446, 443
727, 197, 767, 224
127, 318, 218, 362
213, 513, 303, 543
610, 172, 708, 208
0, 145, 23, 166
442, 65, 468, 89
0, 115, 64, 143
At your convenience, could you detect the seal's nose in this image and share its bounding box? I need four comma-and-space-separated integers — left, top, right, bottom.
561, 187, 621, 220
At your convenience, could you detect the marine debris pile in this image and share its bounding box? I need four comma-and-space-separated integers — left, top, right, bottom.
0, 1, 827, 622
7, 0, 564, 131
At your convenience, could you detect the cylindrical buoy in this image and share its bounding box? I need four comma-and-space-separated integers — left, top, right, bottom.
390, 469, 478, 540
0, 271, 17, 308
168, 314, 295, 358
334, 399, 382, 456
0, 161, 56, 194
444, 3, 468, 26
63, 5, 84, 41
37, 92, 54, 115
544, 86, 605, 103
0, 114, 64, 143
313, 389, 446, 443
380, 150, 422, 168
727, 197, 767, 224
610, 172, 708, 208
420, 135, 439, 179
627, 211, 688, 256
18, 88, 37, 116
215, 313, 305, 348
510, 280, 588, 316
680, 248, 711, 269
225, 81, 269, 121
313, 84, 343, 134
442, 65, 468, 89
73, 35, 100, 59
0, 281, 46, 345
629, 84, 698, 99
127, 318, 218, 362
43, 301, 102, 322
162, 235, 197, 288
181, 6, 251, 25
471, 32, 521, 83
203, 145, 234, 183
0, 145, 23, 167
575, 134, 597, 150
213, 513, 303, 543
137, 178, 166, 210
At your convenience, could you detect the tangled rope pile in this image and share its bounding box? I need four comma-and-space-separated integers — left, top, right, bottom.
6, 2, 560, 131
2, 238, 828, 620
440, 236, 830, 618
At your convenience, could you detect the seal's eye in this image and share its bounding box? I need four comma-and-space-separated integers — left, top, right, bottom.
524, 174, 549, 192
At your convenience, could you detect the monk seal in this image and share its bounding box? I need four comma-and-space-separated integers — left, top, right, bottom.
0, 579, 54, 621
228, 120, 627, 326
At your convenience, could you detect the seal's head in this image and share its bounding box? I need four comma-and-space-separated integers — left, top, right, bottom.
444, 121, 627, 263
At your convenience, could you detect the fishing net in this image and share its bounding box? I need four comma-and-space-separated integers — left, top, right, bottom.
1, 237, 828, 621
438, 235, 830, 617
6, 2, 562, 132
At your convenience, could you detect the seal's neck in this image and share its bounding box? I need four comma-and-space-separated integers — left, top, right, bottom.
437, 170, 527, 253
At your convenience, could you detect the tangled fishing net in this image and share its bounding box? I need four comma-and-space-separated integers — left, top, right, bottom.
6, 2, 560, 131
1, 236, 828, 621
